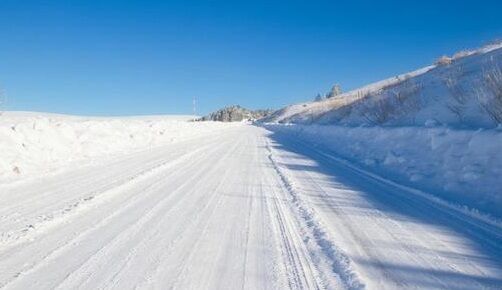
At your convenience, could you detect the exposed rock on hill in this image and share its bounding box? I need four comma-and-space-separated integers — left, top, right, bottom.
201, 105, 273, 122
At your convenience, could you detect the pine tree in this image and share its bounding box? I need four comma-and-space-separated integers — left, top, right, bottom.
327, 84, 342, 98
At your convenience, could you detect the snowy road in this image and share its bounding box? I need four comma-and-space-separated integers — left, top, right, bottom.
0, 124, 500, 289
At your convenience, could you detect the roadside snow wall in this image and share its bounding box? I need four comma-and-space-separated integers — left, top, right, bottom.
0, 113, 234, 182
265, 124, 502, 220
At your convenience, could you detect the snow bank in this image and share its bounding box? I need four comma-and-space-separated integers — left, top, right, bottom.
0, 112, 234, 182
265, 124, 502, 220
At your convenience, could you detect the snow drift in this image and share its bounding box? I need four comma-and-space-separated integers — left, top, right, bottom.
0, 112, 235, 182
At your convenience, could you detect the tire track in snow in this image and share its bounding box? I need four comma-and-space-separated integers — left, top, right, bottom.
285, 134, 502, 265
266, 140, 365, 290
265, 130, 502, 289
267, 184, 321, 290
239, 136, 259, 290
286, 133, 502, 236
0, 131, 232, 240
297, 168, 457, 289
80, 138, 241, 290
0, 142, 215, 251
167, 137, 247, 289
53, 141, 232, 290
0, 141, 226, 289
259, 136, 323, 290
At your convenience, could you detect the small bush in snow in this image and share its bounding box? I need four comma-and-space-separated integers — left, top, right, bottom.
444, 66, 468, 122
477, 63, 502, 123
435, 55, 453, 66
485, 38, 502, 46
361, 94, 393, 124
452, 50, 472, 60
360, 80, 423, 125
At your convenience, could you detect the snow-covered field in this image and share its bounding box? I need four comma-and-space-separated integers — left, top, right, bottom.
0, 118, 501, 289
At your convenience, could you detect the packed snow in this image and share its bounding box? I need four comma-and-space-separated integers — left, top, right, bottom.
0, 124, 500, 289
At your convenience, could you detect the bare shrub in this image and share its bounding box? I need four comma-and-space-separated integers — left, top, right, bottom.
477, 63, 502, 123
380, 73, 414, 93
393, 81, 422, 109
452, 50, 472, 60
360, 80, 423, 125
435, 55, 453, 66
485, 38, 502, 46
355, 90, 369, 100
363, 96, 394, 124
330, 102, 353, 121
443, 66, 468, 121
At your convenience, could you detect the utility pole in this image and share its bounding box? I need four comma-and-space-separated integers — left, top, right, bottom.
0, 89, 5, 116
192, 97, 196, 122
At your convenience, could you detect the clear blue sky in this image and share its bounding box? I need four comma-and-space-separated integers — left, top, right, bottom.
1, 0, 501, 115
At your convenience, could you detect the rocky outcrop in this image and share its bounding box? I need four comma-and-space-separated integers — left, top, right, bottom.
200, 105, 274, 122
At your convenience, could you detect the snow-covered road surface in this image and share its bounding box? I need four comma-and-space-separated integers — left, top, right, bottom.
0, 124, 500, 289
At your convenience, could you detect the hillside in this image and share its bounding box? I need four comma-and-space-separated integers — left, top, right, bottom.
263, 42, 502, 221
266, 42, 502, 128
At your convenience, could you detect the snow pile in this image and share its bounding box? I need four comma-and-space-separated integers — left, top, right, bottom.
0, 112, 235, 182
266, 124, 502, 220
266, 42, 502, 128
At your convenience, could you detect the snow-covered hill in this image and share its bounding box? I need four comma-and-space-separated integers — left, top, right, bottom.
266, 42, 502, 128
0, 112, 235, 182
263, 42, 502, 221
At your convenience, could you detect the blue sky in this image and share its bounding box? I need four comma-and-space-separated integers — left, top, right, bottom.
1, 0, 501, 116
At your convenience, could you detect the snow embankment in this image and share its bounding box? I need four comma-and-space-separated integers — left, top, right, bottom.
267, 42, 502, 128
265, 124, 502, 221
0, 112, 234, 182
